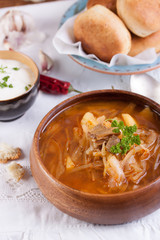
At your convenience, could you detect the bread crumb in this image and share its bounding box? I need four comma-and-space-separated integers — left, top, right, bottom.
0, 143, 21, 163
7, 162, 25, 182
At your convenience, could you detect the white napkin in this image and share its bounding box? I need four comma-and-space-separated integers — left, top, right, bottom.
130, 71, 160, 104
53, 14, 158, 67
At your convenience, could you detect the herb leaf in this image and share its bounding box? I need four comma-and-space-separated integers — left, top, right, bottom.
13, 67, 19, 71
0, 65, 7, 73
0, 75, 12, 89
111, 120, 119, 127
2, 76, 10, 82
25, 84, 32, 91
113, 128, 120, 134
110, 120, 141, 155
110, 143, 122, 154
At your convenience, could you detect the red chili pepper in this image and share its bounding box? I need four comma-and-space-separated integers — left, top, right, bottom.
40, 74, 82, 95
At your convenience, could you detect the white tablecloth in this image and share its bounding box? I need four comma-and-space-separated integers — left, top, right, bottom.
0, 1, 160, 239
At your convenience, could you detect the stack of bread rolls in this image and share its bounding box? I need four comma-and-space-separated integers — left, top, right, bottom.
73, 0, 160, 62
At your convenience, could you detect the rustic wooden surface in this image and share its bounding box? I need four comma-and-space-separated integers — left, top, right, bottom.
0, 0, 68, 8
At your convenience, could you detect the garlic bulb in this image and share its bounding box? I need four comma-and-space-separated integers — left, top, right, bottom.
0, 10, 45, 49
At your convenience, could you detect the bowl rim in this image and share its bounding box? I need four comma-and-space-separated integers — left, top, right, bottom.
0, 50, 39, 103
32, 89, 160, 198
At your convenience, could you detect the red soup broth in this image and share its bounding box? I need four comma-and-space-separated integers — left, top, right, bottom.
39, 100, 160, 194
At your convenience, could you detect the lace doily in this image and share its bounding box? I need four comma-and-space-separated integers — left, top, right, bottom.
0, 165, 47, 203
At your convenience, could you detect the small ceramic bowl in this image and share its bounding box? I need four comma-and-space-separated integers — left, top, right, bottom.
0, 50, 39, 121
30, 90, 160, 225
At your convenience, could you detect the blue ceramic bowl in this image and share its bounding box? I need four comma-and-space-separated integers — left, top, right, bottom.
0, 51, 39, 121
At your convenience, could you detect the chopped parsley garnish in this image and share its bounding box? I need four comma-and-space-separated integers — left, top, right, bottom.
9, 84, 13, 88
110, 120, 141, 155
1, 82, 7, 87
2, 76, 10, 82
0, 76, 12, 89
25, 84, 32, 91
0, 65, 7, 73
0, 82, 6, 88
12, 67, 20, 71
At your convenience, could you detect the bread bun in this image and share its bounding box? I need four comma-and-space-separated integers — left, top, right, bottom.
87, 0, 117, 13
129, 30, 160, 57
74, 5, 131, 62
117, 0, 160, 37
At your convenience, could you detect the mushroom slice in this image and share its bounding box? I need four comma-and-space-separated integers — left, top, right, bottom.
106, 135, 120, 152
88, 124, 117, 140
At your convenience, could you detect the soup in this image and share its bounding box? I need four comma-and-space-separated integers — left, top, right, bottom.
39, 100, 160, 194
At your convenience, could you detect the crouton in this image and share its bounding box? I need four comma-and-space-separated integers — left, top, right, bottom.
7, 162, 25, 182
0, 143, 21, 163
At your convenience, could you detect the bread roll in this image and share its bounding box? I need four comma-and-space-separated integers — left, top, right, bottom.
74, 5, 131, 62
129, 30, 160, 57
117, 0, 160, 37
87, 0, 117, 13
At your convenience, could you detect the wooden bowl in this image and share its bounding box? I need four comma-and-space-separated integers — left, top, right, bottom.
30, 90, 160, 225
0, 50, 39, 121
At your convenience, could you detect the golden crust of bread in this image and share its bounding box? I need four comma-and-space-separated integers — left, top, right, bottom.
0, 143, 21, 163
129, 30, 160, 57
87, 0, 117, 12
74, 5, 131, 62
117, 0, 160, 37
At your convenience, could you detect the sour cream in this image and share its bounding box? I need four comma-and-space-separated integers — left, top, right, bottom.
0, 59, 35, 101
